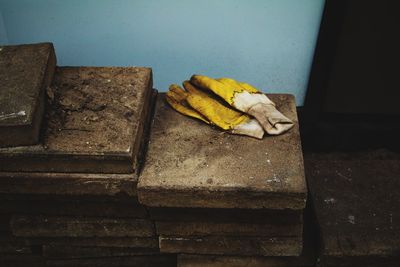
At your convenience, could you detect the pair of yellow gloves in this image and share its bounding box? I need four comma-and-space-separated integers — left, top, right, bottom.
166, 75, 293, 139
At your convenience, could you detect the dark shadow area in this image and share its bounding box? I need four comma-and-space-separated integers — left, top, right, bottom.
300, 0, 400, 152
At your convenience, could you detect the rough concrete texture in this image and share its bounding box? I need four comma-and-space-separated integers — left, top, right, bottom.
46, 255, 177, 267
0, 172, 138, 197
43, 245, 159, 259
139, 94, 306, 209
0, 214, 11, 232
305, 150, 400, 266
177, 205, 318, 266
159, 236, 302, 256
178, 255, 314, 267
149, 207, 302, 224
26, 237, 158, 248
0, 255, 46, 267
0, 195, 147, 218
0, 67, 153, 173
0, 235, 32, 254
11, 215, 155, 238
156, 221, 302, 237
0, 43, 56, 147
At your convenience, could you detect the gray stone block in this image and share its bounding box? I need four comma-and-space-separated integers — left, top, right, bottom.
46, 255, 177, 267
43, 245, 159, 259
139, 94, 306, 209
159, 236, 302, 256
0, 214, 11, 232
0, 235, 32, 254
0, 42, 56, 147
149, 207, 302, 224
0, 195, 147, 218
0, 67, 153, 173
11, 215, 155, 238
305, 150, 400, 267
156, 221, 302, 237
178, 255, 314, 267
0, 172, 137, 197
0, 255, 45, 267
26, 237, 158, 248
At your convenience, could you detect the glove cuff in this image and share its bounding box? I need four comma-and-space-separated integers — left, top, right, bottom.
247, 103, 294, 135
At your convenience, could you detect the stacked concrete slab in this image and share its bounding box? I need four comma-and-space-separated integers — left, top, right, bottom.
0, 43, 175, 267
305, 150, 400, 267
138, 94, 310, 265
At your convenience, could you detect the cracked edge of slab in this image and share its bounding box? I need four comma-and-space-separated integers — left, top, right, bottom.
0, 42, 56, 147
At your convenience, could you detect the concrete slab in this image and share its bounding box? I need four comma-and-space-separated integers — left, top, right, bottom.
0, 172, 138, 197
0, 67, 153, 173
178, 255, 314, 267
149, 207, 302, 224
138, 94, 306, 209
0, 255, 45, 267
11, 215, 155, 238
46, 255, 177, 267
0, 43, 56, 147
177, 207, 317, 266
0, 235, 32, 254
0, 195, 147, 218
156, 221, 302, 237
159, 236, 302, 256
0, 214, 10, 232
43, 245, 159, 259
26, 237, 158, 248
305, 150, 400, 267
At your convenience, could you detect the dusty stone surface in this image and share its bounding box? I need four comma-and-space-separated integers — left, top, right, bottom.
156, 221, 302, 237
149, 207, 302, 224
0, 43, 56, 147
0, 235, 32, 254
0, 255, 46, 267
0, 172, 138, 197
11, 215, 155, 238
305, 150, 400, 266
26, 237, 158, 248
0, 214, 11, 232
139, 94, 306, 209
178, 254, 314, 267
43, 245, 159, 259
159, 236, 302, 256
177, 206, 317, 266
0, 67, 153, 173
46, 255, 177, 267
0, 194, 147, 218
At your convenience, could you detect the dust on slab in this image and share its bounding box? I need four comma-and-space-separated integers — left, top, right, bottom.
139, 94, 306, 201
2, 66, 152, 154
0, 43, 53, 125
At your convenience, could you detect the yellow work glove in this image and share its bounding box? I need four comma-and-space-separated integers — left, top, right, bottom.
166, 81, 264, 139
190, 75, 294, 135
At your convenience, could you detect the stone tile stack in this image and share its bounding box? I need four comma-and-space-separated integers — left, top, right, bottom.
305, 150, 400, 267
0, 43, 175, 267
138, 94, 311, 265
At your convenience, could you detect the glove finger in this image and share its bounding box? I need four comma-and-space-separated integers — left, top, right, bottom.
190, 75, 239, 106
166, 84, 210, 124
183, 81, 263, 139
216, 78, 258, 94
183, 81, 250, 130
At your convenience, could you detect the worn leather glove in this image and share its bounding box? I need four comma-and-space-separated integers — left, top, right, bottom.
166, 81, 264, 139
190, 75, 294, 135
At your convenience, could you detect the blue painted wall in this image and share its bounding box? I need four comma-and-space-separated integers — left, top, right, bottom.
0, 0, 324, 105
0, 11, 7, 43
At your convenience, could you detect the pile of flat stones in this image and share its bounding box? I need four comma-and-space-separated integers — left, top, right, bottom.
2, 42, 398, 267
0, 43, 174, 267
138, 94, 313, 267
